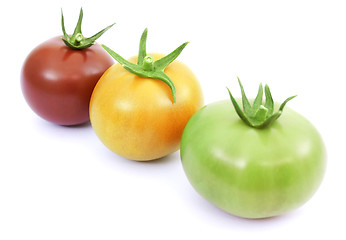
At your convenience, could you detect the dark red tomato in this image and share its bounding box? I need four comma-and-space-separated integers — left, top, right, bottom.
21, 36, 114, 125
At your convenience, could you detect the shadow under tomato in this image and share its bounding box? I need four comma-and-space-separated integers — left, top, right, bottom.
61, 121, 91, 128
193, 190, 302, 227
120, 150, 180, 165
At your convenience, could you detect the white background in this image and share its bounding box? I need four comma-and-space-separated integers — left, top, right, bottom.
1, 0, 345, 239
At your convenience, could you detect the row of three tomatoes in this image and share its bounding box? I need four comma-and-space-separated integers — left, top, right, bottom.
21, 11, 326, 219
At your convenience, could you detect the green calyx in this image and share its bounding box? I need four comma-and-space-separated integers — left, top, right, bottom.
61, 8, 115, 50
227, 78, 297, 129
101, 28, 189, 104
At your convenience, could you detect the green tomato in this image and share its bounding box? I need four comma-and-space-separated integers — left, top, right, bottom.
180, 99, 326, 219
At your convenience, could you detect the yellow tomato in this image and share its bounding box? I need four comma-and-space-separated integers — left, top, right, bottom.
90, 54, 203, 161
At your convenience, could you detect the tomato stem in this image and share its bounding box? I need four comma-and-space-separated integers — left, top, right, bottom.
143, 55, 154, 71
75, 33, 84, 44
227, 78, 297, 128
60, 8, 115, 50
254, 106, 269, 122
101, 28, 188, 104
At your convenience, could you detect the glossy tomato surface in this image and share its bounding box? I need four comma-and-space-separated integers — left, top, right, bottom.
180, 100, 326, 219
90, 54, 203, 161
21, 36, 114, 126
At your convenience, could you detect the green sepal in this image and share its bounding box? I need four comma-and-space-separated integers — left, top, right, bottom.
137, 28, 148, 65
102, 28, 188, 104
61, 8, 115, 50
227, 87, 253, 127
227, 78, 297, 129
264, 84, 274, 116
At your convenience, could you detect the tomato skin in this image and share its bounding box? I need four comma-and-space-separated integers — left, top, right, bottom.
21, 36, 114, 126
90, 54, 203, 161
180, 100, 326, 218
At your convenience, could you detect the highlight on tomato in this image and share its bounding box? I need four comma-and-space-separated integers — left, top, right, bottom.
21, 8, 115, 126
180, 78, 326, 219
89, 28, 204, 161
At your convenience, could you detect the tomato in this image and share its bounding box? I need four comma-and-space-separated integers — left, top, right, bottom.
180, 80, 326, 218
21, 37, 114, 125
90, 29, 203, 161
21, 9, 114, 126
